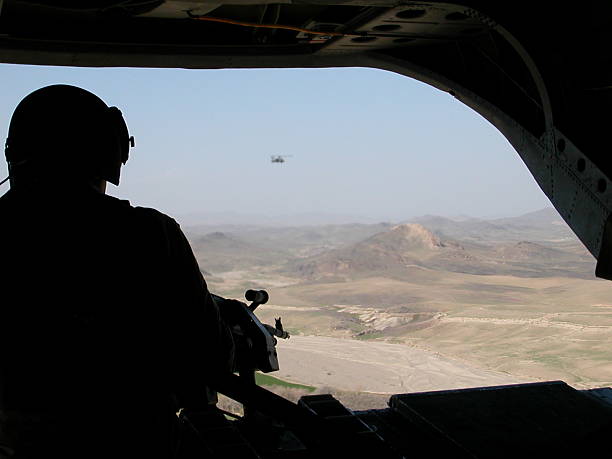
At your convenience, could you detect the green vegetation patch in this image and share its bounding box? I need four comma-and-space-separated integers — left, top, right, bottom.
255, 373, 315, 392
354, 331, 384, 340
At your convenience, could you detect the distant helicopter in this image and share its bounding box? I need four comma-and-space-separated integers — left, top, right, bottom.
271, 155, 292, 163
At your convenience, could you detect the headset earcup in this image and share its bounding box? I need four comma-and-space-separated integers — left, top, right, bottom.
101, 107, 132, 186
108, 107, 130, 164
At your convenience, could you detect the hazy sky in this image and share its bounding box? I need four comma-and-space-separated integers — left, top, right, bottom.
0, 64, 551, 223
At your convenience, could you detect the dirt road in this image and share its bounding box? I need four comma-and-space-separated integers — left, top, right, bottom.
275, 335, 527, 393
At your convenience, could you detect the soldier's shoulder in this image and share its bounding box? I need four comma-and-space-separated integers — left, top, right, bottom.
129, 205, 187, 243
132, 205, 179, 227
101, 195, 176, 224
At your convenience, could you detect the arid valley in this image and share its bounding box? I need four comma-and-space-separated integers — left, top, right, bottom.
185, 208, 612, 407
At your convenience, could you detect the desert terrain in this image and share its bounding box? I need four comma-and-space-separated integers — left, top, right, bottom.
185, 208, 612, 402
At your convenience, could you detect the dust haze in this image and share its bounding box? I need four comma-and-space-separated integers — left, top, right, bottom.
184, 208, 612, 405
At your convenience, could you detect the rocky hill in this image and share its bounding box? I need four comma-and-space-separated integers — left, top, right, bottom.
289, 223, 594, 280
290, 224, 471, 279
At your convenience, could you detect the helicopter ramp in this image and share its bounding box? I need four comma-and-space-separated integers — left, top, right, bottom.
355, 381, 612, 458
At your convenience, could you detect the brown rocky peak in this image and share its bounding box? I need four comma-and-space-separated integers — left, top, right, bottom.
388, 223, 443, 249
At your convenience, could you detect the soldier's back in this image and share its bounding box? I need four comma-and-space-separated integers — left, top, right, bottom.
0, 186, 182, 458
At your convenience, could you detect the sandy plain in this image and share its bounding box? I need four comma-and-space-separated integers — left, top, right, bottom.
274, 335, 524, 393
236, 273, 612, 390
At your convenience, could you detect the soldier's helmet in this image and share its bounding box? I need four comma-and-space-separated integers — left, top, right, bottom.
5, 84, 133, 186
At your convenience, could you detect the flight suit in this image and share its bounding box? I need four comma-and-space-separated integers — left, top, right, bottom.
0, 185, 233, 458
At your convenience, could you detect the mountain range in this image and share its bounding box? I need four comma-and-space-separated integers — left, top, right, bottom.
185, 208, 594, 279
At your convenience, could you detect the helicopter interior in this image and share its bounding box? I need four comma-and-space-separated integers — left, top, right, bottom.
1, 1, 612, 457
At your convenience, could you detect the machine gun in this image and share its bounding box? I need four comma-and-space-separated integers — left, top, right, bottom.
212, 289, 289, 376
178, 290, 402, 458
207, 289, 291, 420
177, 289, 302, 455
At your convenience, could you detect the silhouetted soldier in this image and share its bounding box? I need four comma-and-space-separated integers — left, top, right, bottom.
0, 85, 233, 458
